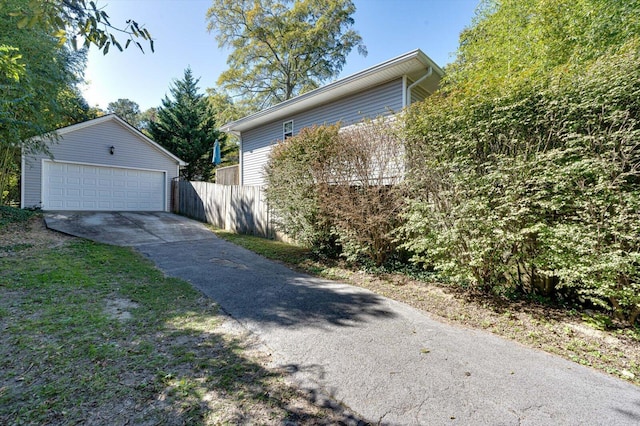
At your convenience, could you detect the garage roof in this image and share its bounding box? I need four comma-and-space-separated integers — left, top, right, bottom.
221, 49, 443, 133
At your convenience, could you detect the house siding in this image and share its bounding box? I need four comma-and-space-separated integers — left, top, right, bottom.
242, 78, 404, 186
411, 85, 430, 104
22, 119, 180, 211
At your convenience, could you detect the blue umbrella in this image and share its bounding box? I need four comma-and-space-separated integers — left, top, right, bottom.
212, 140, 221, 165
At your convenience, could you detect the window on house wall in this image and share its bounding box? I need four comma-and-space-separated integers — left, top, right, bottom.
283, 120, 293, 140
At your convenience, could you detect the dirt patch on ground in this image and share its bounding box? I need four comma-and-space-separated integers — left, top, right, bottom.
104, 298, 139, 321
0, 216, 71, 257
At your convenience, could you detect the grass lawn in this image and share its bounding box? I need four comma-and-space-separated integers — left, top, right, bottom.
212, 229, 640, 386
0, 215, 361, 425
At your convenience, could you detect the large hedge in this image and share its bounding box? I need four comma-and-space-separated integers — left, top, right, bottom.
264, 0, 640, 324
401, 41, 640, 324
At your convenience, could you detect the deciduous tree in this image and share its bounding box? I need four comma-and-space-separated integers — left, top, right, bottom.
206, 0, 366, 110
138, 107, 157, 136
0, 0, 88, 203
107, 98, 141, 128
447, 0, 640, 96
2, 0, 154, 54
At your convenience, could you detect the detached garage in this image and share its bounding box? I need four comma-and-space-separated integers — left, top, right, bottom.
21, 115, 186, 212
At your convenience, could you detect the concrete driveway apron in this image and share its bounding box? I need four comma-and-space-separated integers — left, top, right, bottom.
46, 212, 640, 425
44, 211, 217, 245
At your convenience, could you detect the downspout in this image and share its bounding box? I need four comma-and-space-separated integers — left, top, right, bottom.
20, 146, 25, 209
401, 75, 407, 108
405, 66, 433, 108
402, 66, 433, 181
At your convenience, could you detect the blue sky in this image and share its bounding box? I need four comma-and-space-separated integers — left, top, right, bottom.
82, 0, 480, 111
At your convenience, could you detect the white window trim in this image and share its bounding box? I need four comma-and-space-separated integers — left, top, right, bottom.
283, 120, 293, 140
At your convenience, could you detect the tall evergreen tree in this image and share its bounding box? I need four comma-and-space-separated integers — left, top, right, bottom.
148, 68, 229, 181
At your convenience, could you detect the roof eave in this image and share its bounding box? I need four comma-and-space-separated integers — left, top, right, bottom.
221, 49, 443, 133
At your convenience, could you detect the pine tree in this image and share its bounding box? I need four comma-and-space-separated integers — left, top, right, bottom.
148, 68, 229, 181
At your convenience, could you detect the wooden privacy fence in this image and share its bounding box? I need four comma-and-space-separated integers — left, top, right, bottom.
215, 165, 239, 185
172, 180, 274, 238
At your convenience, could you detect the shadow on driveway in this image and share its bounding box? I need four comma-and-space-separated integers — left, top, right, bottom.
44, 211, 392, 330
240, 276, 396, 329
138, 236, 640, 426
138, 238, 396, 330
44, 211, 640, 425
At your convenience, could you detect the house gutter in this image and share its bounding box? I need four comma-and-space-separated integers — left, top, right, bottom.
404, 66, 433, 108
222, 49, 443, 133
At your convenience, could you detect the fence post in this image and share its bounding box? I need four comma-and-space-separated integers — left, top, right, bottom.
171, 177, 178, 213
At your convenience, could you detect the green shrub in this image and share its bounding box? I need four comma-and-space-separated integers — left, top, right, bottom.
401, 41, 640, 324
264, 124, 339, 254
264, 118, 407, 265
0, 206, 36, 228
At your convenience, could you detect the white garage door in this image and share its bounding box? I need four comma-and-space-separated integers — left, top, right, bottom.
43, 161, 166, 211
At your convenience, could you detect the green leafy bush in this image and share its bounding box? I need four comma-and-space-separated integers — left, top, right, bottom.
264, 118, 406, 265
402, 41, 640, 324
0, 206, 36, 228
264, 124, 339, 254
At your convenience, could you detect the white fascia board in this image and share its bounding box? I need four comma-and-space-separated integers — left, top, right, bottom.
54, 114, 114, 136
221, 49, 443, 133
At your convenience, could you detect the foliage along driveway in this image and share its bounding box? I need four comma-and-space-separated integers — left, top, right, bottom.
48, 212, 640, 425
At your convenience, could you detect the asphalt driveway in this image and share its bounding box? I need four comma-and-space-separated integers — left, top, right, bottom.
45, 211, 640, 425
